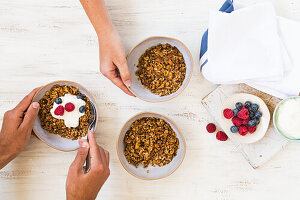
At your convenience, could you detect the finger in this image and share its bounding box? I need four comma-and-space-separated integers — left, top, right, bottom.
110, 76, 135, 97
72, 140, 89, 173
98, 146, 107, 167
19, 102, 40, 131
14, 87, 41, 113
115, 59, 131, 87
104, 149, 110, 166
87, 131, 101, 167
101, 63, 135, 97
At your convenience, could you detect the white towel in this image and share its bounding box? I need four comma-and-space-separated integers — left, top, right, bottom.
202, 1, 300, 98
247, 17, 300, 98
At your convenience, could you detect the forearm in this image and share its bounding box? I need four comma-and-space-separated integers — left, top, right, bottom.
79, 0, 114, 37
79, 0, 133, 95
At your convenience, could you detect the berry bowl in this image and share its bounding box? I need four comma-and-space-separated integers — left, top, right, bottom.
127, 36, 193, 102
32, 80, 98, 151
220, 93, 270, 144
117, 112, 186, 180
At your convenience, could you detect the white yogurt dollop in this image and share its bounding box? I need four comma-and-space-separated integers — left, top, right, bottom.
50, 94, 86, 128
276, 98, 300, 139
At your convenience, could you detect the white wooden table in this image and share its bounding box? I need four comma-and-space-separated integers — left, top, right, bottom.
1, 0, 300, 199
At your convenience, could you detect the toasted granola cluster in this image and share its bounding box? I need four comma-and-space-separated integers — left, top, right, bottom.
135, 43, 186, 96
38, 85, 91, 140
123, 117, 179, 168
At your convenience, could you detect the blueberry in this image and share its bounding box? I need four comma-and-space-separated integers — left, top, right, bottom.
79, 106, 86, 113
255, 111, 262, 118
255, 118, 260, 125
251, 104, 259, 112
233, 108, 239, 117
248, 120, 256, 127
249, 110, 255, 119
76, 94, 84, 100
235, 102, 243, 110
245, 101, 252, 108
55, 97, 62, 104
230, 126, 239, 133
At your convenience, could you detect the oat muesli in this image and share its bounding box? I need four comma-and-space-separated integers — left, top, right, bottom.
123, 117, 179, 168
38, 85, 91, 140
135, 43, 186, 96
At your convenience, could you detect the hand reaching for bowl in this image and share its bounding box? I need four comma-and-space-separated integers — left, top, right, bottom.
66, 131, 110, 200
98, 29, 135, 97
0, 88, 40, 169
79, 0, 135, 97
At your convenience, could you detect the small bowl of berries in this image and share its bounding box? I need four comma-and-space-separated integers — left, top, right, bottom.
220, 93, 270, 144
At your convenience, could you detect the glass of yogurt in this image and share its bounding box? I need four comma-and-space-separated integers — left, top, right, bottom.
274, 96, 300, 141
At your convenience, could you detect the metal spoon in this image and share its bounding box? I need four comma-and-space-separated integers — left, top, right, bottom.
85, 101, 97, 173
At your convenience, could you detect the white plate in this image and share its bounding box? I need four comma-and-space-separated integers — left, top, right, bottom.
127, 36, 193, 102
32, 80, 98, 151
117, 112, 186, 180
220, 93, 270, 144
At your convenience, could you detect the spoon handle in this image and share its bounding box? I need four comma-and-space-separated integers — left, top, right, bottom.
85, 136, 91, 173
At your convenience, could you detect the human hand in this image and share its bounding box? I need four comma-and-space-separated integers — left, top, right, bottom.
98, 27, 135, 97
0, 88, 40, 169
66, 131, 110, 200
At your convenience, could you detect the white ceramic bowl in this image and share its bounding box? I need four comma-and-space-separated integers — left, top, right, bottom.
127, 36, 193, 102
220, 93, 270, 144
273, 96, 300, 142
32, 80, 98, 151
117, 112, 186, 180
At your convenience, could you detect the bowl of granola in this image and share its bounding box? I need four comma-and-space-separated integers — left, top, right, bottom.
117, 112, 186, 180
32, 80, 98, 151
127, 36, 193, 102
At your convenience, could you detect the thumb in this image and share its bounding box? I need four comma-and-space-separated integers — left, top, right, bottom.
72, 140, 89, 172
117, 60, 132, 87
19, 102, 40, 131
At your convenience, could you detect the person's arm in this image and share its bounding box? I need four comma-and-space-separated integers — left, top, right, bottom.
79, 0, 135, 97
0, 88, 40, 169
66, 131, 110, 200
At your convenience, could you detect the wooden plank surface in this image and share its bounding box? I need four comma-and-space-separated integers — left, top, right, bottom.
1, 0, 300, 199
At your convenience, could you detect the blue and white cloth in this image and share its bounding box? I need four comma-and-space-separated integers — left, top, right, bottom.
200, 0, 234, 69
200, 0, 300, 99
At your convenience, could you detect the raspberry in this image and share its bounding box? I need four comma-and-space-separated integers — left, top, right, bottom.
216, 131, 228, 141
223, 109, 233, 119
238, 125, 248, 136
54, 105, 64, 116
248, 126, 257, 133
241, 106, 247, 110
65, 103, 75, 112
237, 108, 249, 119
232, 117, 243, 127
206, 123, 216, 133
242, 118, 250, 125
